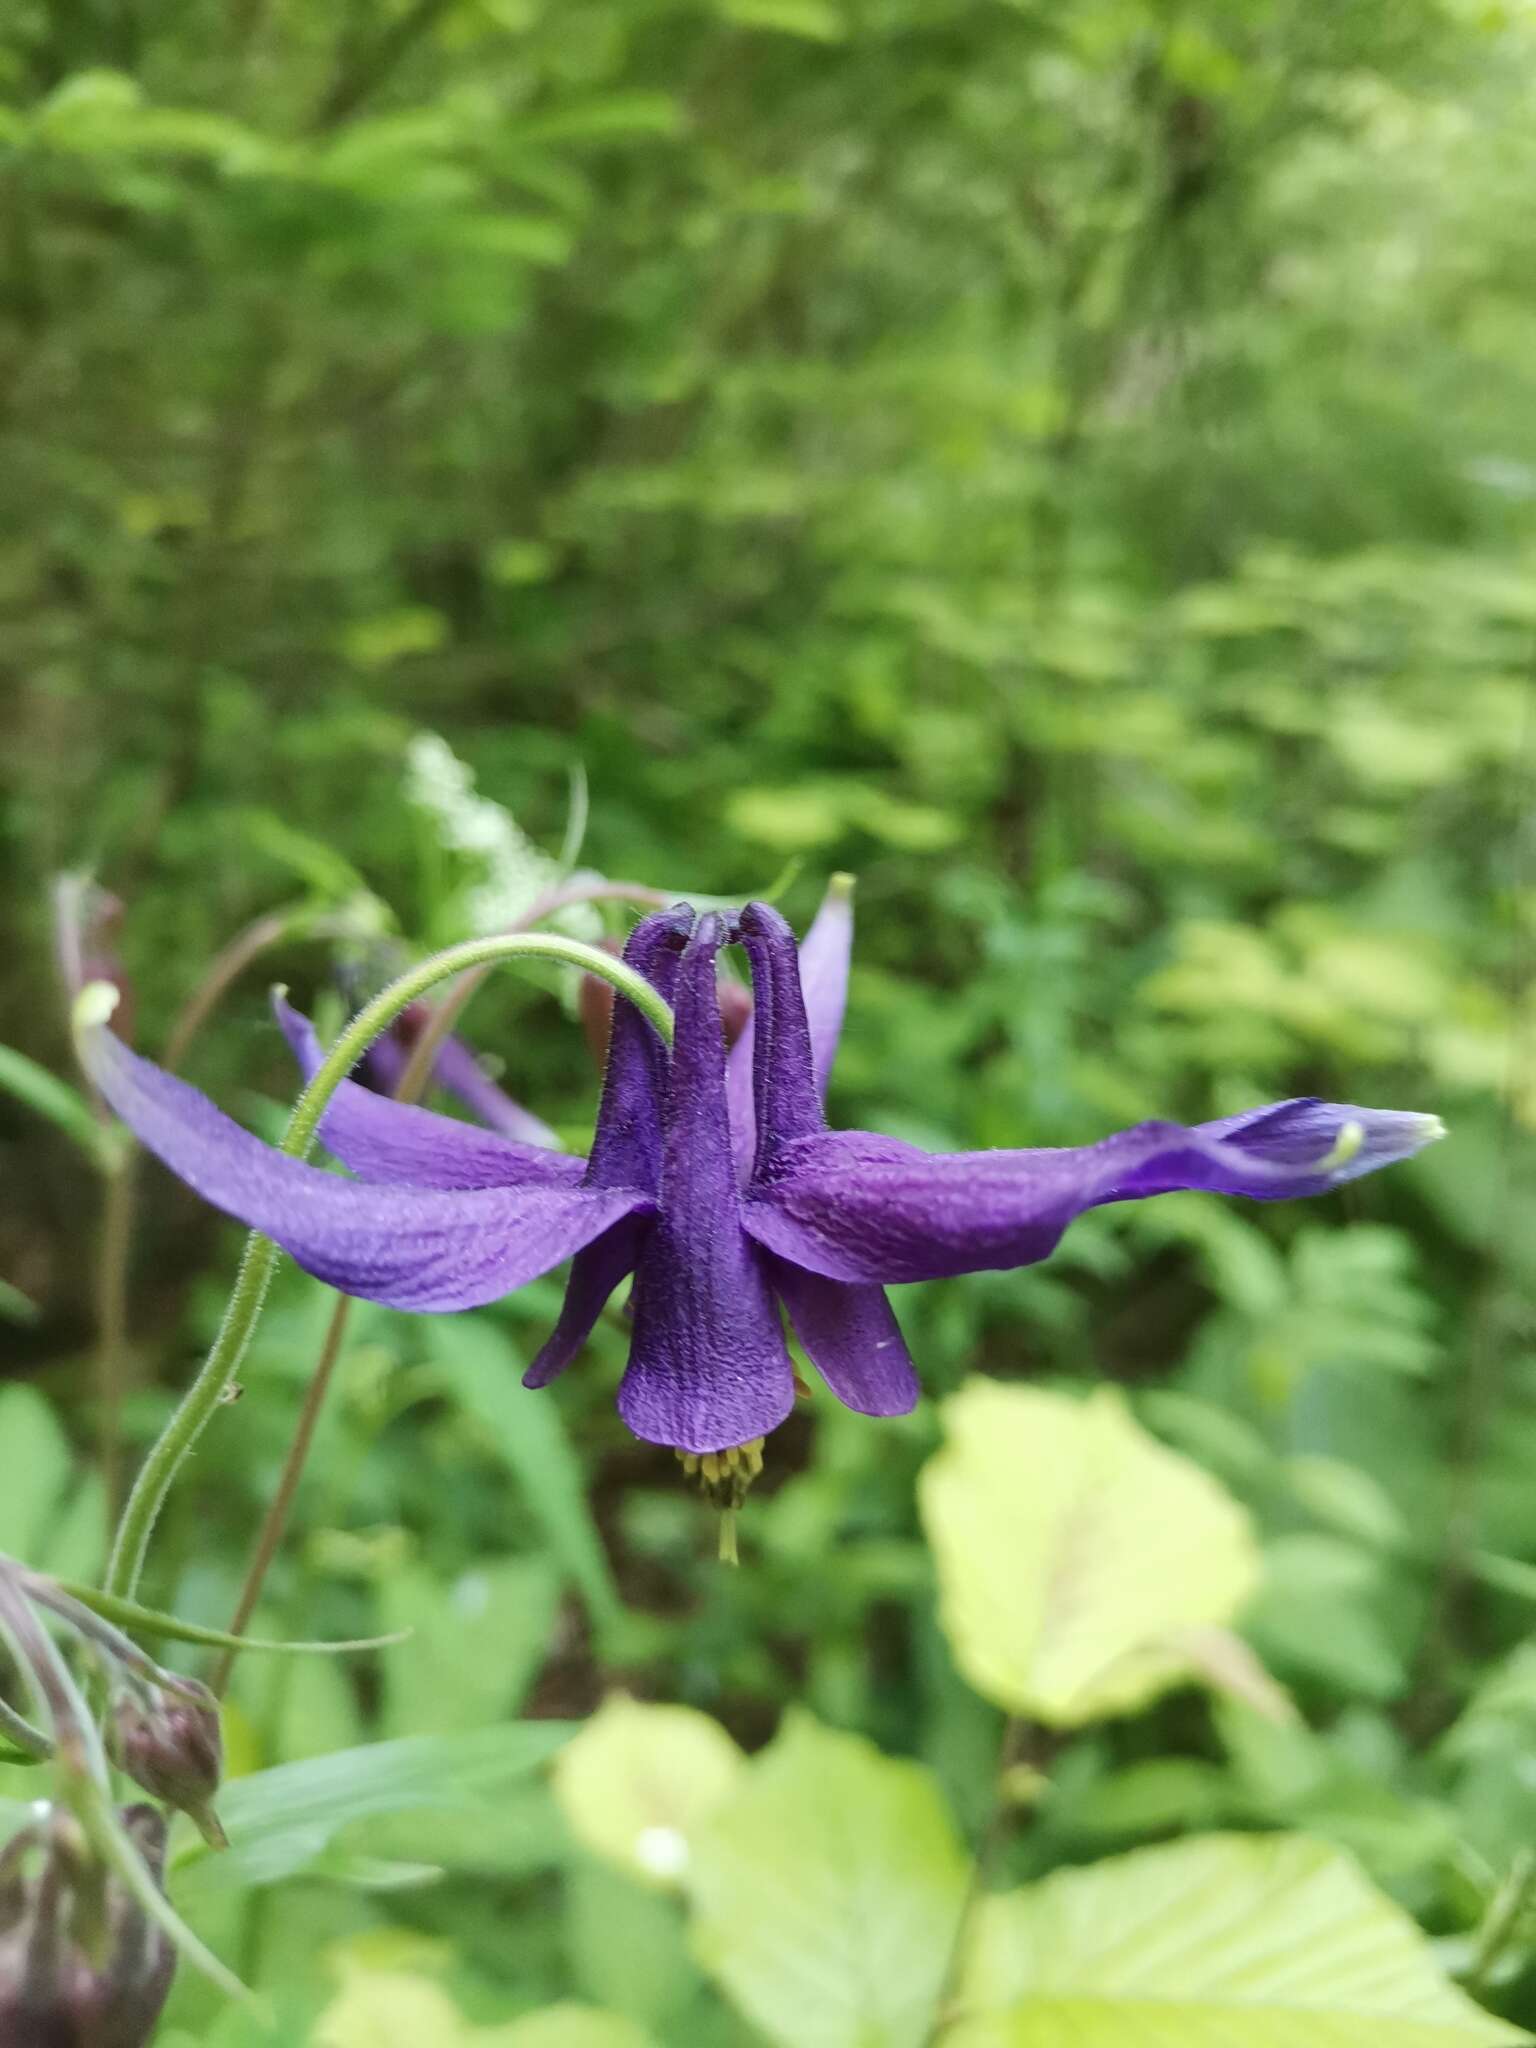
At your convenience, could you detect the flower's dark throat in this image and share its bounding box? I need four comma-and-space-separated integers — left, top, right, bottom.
675, 1438, 765, 1565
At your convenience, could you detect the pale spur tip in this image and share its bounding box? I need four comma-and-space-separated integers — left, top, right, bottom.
1314, 1119, 1365, 1175
72, 981, 120, 1032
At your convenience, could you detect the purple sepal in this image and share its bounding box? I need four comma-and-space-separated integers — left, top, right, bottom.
360, 1004, 561, 1149
80, 1019, 649, 1311
742, 1102, 1445, 1285
618, 914, 796, 1454
523, 907, 692, 1390
727, 880, 852, 1181
275, 997, 581, 1191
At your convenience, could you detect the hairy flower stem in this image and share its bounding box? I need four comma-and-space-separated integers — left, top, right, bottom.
210, 885, 675, 1692
393, 880, 672, 1106
92, 901, 314, 1517
101, 931, 675, 1609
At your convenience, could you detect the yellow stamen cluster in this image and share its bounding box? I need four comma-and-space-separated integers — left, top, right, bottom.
676, 1437, 765, 1511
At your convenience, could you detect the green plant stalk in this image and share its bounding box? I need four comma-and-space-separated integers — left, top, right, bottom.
100, 931, 675, 1605
93, 899, 320, 1520
392, 878, 674, 1105
1464, 1847, 1536, 1996
0, 1688, 51, 1760
925, 1716, 1038, 2045
211, 881, 689, 1694
0, 1572, 249, 2002
94, 1153, 135, 1515
206, 1292, 354, 1699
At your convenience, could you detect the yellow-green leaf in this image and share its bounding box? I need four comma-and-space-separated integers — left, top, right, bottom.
315, 1969, 471, 2048
951, 1833, 1526, 2047
919, 1384, 1260, 1724
687, 1712, 967, 2048
718, 0, 845, 39
317, 1968, 652, 2047
552, 1695, 743, 1889
502, 2007, 655, 2047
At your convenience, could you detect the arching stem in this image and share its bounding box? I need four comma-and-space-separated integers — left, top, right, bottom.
99, 931, 673, 1605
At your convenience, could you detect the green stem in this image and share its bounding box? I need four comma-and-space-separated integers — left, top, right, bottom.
392, 879, 672, 1107
924, 1716, 1037, 2046
94, 1152, 136, 1516
101, 932, 674, 1605
207, 1293, 354, 1699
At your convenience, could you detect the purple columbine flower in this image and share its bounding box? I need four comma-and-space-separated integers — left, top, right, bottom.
76, 894, 1443, 1463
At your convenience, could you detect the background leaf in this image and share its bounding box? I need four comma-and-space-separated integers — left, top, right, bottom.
553, 1695, 743, 1888
919, 1384, 1261, 1724
426, 1317, 624, 1639
687, 1712, 967, 2048
178, 1724, 573, 1892
952, 1833, 1525, 2046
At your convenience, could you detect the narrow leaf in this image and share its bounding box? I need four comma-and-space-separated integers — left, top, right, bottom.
426, 1317, 624, 1637
176, 1722, 573, 1891
53, 1578, 409, 1657
0, 1042, 121, 1169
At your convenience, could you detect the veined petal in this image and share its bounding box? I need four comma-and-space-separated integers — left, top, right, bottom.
583, 907, 691, 1192
80, 1019, 649, 1311
527, 906, 692, 1387
378, 1011, 562, 1149
768, 1255, 918, 1418
799, 877, 855, 1092
727, 880, 852, 1181
620, 913, 795, 1454
276, 997, 582, 1191
743, 1100, 1444, 1284
737, 900, 824, 1158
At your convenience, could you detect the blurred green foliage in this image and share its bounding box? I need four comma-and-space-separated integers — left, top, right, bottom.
0, 0, 1534, 2039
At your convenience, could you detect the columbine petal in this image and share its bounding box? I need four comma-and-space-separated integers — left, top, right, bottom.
743, 1102, 1445, 1285
726, 879, 853, 1180
275, 997, 582, 1192
354, 1004, 560, 1148
523, 906, 692, 1389
737, 900, 824, 1160
619, 913, 796, 1454
80, 1018, 649, 1311
767, 1254, 918, 1417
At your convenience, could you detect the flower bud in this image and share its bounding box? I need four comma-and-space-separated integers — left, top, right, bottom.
109, 1683, 226, 1849
0, 1804, 175, 2047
